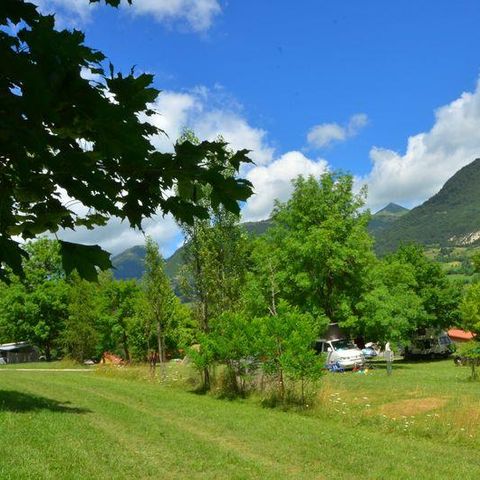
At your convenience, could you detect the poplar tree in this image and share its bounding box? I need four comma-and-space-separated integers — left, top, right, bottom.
142, 236, 176, 365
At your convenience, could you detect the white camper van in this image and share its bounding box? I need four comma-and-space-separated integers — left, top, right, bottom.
403, 330, 454, 359
315, 338, 365, 369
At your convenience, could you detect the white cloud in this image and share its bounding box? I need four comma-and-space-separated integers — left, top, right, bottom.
56, 78, 480, 257
348, 113, 369, 135
32, 0, 221, 32
364, 80, 480, 211
33, 0, 95, 27
146, 88, 274, 165
58, 214, 181, 257
146, 91, 202, 152
242, 152, 329, 221
130, 0, 221, 32
56, 85, 277, 255
307, 123, 346, 148
307, 113, 368, 148
193, 110, 274, 166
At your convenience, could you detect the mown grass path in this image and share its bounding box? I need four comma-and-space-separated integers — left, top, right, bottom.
0, 368, 479, 479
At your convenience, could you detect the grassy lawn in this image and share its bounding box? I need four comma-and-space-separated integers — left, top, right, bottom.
0, 360, 479, 479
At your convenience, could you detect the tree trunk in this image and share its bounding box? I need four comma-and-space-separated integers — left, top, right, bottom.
122, 330, 130, 362
156, 321, 165, 362
278, 368, 285, 401
203, 366, 211, 390
156, 321, 167, 380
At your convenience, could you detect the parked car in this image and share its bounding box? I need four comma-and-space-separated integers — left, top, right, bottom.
315, 338, 365, 370
361, 346, 378, 359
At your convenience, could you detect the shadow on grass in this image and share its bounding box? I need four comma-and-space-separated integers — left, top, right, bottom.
0, 390, 91, 414
365, 357, 453, 369
396, 358, 453, 366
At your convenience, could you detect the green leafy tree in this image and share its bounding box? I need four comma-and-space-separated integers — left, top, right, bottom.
243, 236, 283, 318
128, 297, 193, 362
97, 273, 141, 361
63, 275, 99, 362
260, 173, 375, 325
0, 239, 69, 359
0, 281, 33, 343
178, 131, 251, 389
257, 301, 324, 404
142, 236, 176, 365
347, 245, 461, 343
350, 259, 427, 343
1, 1, 252, 282
460, 283, 480, 338
457, 282, 480, 379
472, 251, 480, 274
207, 312, 259, 396
387, 244, 461, 331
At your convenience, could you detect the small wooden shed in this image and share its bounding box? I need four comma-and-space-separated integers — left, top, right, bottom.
0, 342, 40, 364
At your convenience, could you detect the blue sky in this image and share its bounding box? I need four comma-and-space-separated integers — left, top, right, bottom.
34, 0, 480, 256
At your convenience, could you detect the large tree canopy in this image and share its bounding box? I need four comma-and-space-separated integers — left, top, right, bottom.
0, 0, 253, 281
259, 173, 375, 323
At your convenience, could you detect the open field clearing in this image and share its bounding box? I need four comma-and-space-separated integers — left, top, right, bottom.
1, 359, 479, 479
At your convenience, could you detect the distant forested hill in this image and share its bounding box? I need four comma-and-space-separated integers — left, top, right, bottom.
112, 205, 406, 281
367, 202, 409, 234
111, 245, 146, 280
112, 204, 413, 281
113, 159, 480, 279
112, 219, 272, 281
374, 158, 480, 254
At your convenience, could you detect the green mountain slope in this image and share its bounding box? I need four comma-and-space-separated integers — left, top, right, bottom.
375, 158, 480, 254
111, 245, 146, 280
112, 219, 273, 281
112, 202, 414, 281
115, 155, 480, 281
368, 202, 409, 234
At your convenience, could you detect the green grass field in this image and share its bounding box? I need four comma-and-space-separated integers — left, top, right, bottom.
1, 359, 479, 479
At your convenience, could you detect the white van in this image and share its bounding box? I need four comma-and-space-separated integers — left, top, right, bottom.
315, 338, 365, 369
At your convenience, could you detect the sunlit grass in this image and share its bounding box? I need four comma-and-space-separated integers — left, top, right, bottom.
0, 359, 479, 479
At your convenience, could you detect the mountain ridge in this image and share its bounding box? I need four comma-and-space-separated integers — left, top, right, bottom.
374, 158, 480, 253
112, 158, 480, 279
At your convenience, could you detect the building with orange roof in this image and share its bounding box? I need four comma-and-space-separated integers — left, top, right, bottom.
448, 329, 476, 343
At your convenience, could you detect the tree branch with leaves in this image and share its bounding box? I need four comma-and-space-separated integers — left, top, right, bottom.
0, 1, 253, 282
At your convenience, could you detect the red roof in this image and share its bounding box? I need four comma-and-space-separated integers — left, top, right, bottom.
448, 329, 476, 341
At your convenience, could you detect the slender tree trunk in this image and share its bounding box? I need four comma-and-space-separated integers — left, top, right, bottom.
157, 320, 168, 380
45, 342, 51, 362
156, 321, 164, 362
203, 367, 211, 390
278, 368, 285, 400
301, 377, 305, 406
122, 330, 130, 362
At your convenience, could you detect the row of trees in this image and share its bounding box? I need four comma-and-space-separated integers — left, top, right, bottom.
0, 237, 191, 364
1, 170, 478, 397
174, 172, 468, 399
